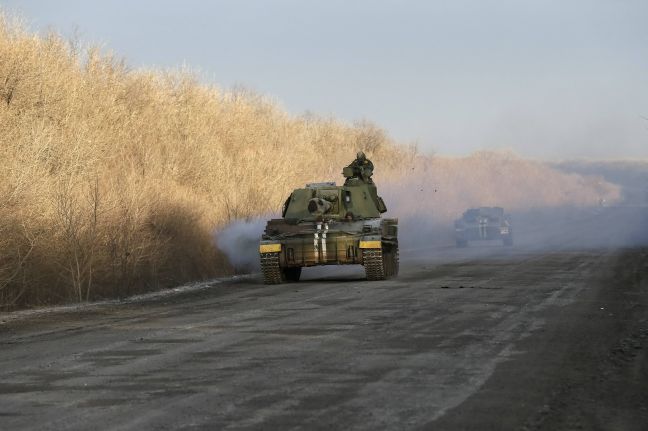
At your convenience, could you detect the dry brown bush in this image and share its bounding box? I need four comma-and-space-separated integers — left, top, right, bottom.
0, 14, 620, 310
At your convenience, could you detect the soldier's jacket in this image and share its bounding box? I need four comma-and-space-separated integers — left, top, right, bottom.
348, 158, 374, 180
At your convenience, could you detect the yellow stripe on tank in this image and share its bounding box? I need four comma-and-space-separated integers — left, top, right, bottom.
259, 243, 281, 253
359, 240, 381, 249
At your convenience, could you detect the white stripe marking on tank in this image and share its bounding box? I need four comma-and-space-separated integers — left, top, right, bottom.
322, 223, 328, 261
314, 223, 322, 263
479, 218, 487, 238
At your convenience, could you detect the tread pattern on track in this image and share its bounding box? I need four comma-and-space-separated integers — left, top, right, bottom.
363, 248, 386, 281
260, 252, 283, 284
393, 247, 400, 276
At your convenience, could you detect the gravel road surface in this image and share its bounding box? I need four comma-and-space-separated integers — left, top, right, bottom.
1, 207, 647, 430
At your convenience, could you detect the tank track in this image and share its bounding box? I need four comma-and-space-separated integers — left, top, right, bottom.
260, 252, 283, 284
363, 248, 386, 281
393, 247, 400, 276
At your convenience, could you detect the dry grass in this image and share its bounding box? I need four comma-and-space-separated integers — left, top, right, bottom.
0, 14, 620, 310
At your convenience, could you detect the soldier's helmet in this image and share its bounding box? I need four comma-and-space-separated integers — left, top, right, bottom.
356, 151, 366, 161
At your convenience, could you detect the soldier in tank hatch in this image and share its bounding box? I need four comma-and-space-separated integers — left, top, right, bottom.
347, 151, 374, 183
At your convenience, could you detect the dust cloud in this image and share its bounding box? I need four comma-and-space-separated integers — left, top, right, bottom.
215, 156, 648, 272
215, 217, 269, 272
381, 158, 648, 254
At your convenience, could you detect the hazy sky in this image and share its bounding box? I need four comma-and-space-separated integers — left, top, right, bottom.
2, 0, 647, 159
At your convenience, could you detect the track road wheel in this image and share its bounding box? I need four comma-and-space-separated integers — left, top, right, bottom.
260, 252, 283, 284
363, 248, 386, 281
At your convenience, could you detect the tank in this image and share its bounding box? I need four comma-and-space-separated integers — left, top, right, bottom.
259, 166, 398, 284
454, 207, 513, 247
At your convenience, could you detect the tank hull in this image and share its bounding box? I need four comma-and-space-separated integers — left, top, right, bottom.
260, 218, 398, 283
454, 207, 513, 247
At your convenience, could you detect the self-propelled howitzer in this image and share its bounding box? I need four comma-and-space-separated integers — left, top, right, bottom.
259, 167, 399, 284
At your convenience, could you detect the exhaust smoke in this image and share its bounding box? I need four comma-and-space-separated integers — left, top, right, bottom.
215, 218, 268, 272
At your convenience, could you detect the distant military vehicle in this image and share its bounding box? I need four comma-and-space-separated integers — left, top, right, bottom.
454, 207, 513, 247
259, 162, 398, 284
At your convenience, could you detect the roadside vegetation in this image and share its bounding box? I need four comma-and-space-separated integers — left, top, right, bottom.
0, 13, 619, 310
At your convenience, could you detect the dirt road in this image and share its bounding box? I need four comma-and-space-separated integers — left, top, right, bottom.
1, 208, 647, 430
